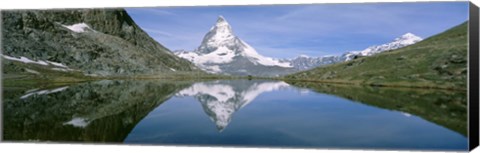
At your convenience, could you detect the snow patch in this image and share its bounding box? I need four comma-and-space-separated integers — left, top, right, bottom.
84, 73, 100, 77
2, 55, 73, 71
61, 23, 91, 33
20, 86, 69, 99
63, 118, 90, 128
51, 68, 71, 72
25, 68, 40, 74
2, 55, 48, 66
402, 112, 412, 117
47, 61, 68, 68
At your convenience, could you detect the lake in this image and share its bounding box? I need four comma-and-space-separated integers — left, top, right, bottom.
2, 79, 468, 151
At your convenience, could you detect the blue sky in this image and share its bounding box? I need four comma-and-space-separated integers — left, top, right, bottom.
126, 2, 468, 59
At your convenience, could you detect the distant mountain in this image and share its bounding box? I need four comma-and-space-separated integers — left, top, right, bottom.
282, 55, 339, 71
285, 22, 467, 90
1, 9, 201, 77
175, 16, 295, 77
285, 33, 423, 70
176, 80, 290, 131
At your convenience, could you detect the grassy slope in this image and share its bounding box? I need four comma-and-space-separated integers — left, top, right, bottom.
285, 22, 468, 90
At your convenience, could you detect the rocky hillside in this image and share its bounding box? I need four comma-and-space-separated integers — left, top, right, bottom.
2, 9, 201, 77
285, 22, 468, 90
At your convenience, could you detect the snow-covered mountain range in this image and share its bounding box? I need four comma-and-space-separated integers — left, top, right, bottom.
286, 33, 423, 70
175, 16, 423, 75
176, 80, 290, 131
174, 16, 295, 76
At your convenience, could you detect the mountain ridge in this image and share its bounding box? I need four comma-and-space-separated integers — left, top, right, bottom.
285, 33, 423, 71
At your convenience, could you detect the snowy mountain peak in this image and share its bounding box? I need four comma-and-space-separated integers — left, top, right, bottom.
216, 15, 227, 23
401, 32, 416, 37
197, 16, 236, 54
394, 33, 422, 44
355, 33, 423, 56
175, 16, 293, 75
213, 15, 231, 30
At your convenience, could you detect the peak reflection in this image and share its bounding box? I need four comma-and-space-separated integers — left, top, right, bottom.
176, 80, 290, 131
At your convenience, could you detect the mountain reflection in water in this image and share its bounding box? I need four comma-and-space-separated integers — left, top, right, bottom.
2, 79, 467, 150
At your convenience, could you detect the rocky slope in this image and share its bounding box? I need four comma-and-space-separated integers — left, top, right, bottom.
2, 9, 201, 77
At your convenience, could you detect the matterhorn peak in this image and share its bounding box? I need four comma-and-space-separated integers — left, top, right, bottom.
175, 15, 293, 76
196, 15, 237, 54
212, 15, 232, 30
217, 15, 226, 23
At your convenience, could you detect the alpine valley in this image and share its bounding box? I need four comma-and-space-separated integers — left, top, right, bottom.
2, 10, 427, 79
1, 6, 469, 150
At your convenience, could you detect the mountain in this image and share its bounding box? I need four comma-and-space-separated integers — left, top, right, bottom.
285, 22, 467, 90
286, 33, 423, 71
176, 80, 290, 131
1, 9, 201, 78
283, 55, 339, 71
175, 16, 295, 77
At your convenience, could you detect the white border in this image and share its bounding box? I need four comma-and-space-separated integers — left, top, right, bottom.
0, 0, 478, 153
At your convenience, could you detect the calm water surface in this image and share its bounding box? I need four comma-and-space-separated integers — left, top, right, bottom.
2, 80, 467, 150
